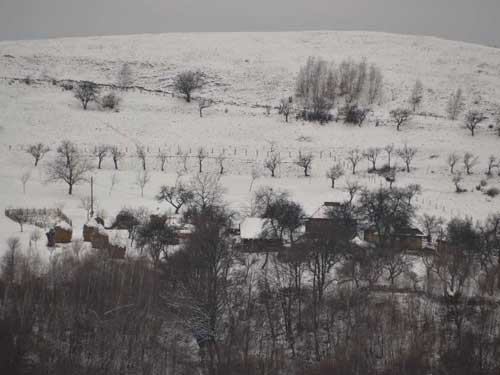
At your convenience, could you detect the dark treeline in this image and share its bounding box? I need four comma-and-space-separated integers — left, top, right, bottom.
1, 181, 500, 375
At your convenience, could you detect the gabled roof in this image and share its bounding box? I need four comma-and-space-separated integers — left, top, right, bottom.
309, 202, 341, 220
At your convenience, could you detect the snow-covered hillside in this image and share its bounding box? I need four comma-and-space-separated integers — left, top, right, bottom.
1, 31, 500, 109
0, 31, 499, 260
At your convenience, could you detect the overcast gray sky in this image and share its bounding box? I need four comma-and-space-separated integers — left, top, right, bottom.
0, 0, 499, 46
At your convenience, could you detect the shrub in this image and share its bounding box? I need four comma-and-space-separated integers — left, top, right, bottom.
296, 109, 333, 123
60, 82, 74, 91
101, 92, 121, 110
344, 104, 369, 125
485, 187, 500, 198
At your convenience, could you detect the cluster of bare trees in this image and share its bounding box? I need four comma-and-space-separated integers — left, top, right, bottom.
4, 181, 500, 375
73, 81, 121, 111
294, 57, 384, 123
447, 151, 500, 193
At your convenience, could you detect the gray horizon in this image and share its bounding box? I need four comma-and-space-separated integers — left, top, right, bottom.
0, 0, 499, 47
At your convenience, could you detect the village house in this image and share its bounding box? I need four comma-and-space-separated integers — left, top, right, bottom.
239, 217, 283, 252
305, 201, 342, 236
363, 226, 425, 251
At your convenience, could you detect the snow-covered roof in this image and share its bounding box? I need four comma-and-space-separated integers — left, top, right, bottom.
240, 218, 267, 240
55, 220, 72, 230
309, 202, 340, 219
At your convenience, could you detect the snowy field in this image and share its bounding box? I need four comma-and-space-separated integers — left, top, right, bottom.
0, 31, 500, 263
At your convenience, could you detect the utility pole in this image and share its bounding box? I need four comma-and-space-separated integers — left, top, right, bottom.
90, 176, 94, 218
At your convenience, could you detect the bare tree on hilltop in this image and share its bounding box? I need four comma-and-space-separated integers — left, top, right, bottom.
390, 108, 412, 131
174, 70, 204, 102
117, 63, 134, 88
464, 110, 485, 136
446, 88, 465, 120
409, 79, 424, 112
74, 81, 99, 110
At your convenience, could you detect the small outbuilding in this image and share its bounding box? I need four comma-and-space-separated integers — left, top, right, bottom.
363, 226, 425, 251
239, 218, 282, 252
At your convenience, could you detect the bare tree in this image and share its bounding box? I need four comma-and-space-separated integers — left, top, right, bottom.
409, 79, 424, 112
463, 152, 478, 175
2, 237, 21, 282
110, 146, 124, 170
339, 58, 367, 104
464, 110, 485, 136
109, 173, 118, 196
117, 63, 134, 88
496, 114, 500, 137
157, 150, 168, 172
198, 98, 212, 118
80, 195, 98, 221
486, 155, 498, 176
216, 152, 226, 175
446, 88, 465, 120
364, 147, 381, 171
295, 57, 334, 121
136, 217, 177, 269
196, 147, 207, 173
264, 105, 271, 116
9, 210, 29, 232
403, 183, 421, 204
57, 140, 78, 167
381, 249, 412, 286
347, 148, 363, 174
384, 144, 395, 168
30, 229, 42, 249
397, 143, 418, 172
326, 163, 344, 188
249, 164, 261, 192
447, 152, 460, 174
157, 181, 194, 214
74, 81, 99, 110
26, 143, 50, 166
47, 141, 93, 195
384, 168, 397, 189
367, 64, 383, 104
419, 214, 445, 243
390, 108, 412, 131
264, 151, 281, 177
20, 170, 31, 194
279, 97, 292, 122
135, 169, 150, 198
176, 149, 190, 173
344, 180, 361, 203
174, 70, 204, 102
295, 152, 314, 177
452, 173, 464, 193
189, 172, 225, 210
94, 144, 109, 169
136, 144, 147, 170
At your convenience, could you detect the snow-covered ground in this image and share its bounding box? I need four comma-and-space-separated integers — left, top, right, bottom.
0, 31, 499, 265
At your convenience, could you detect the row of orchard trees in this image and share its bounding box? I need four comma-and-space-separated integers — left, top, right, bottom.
24, 139, 498, 198
3, 172, 500, 375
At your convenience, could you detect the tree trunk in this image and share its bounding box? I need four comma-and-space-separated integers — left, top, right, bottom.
69, 183, 73, 195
